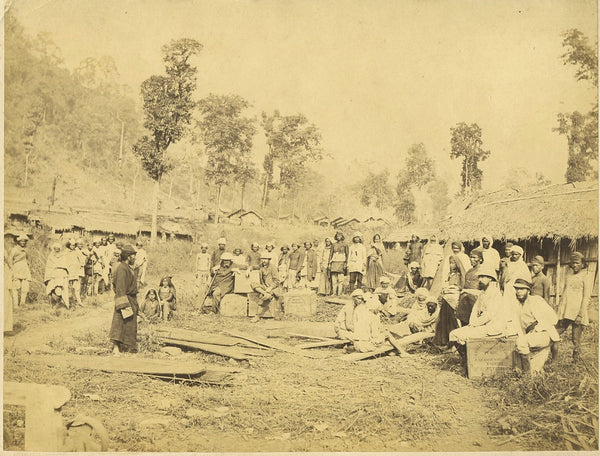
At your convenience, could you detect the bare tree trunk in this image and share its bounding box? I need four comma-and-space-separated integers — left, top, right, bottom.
150, 179, 160, 245
169, 176, 174, 200
261, 174, 269, 210
131, 166, 140, 203
215, 184, 222, 224
23, 151, 30, 187
278, 187, 284, 219
292, 189, 297, 219
118, 120, 125, 169
241, 183, 246, 210
50, 175, 58, 208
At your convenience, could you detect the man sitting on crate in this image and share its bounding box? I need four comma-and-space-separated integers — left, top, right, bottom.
204, 253, 235, 313
511, 278, 560, 373
449, 263, 505, 369
250, 252, 281, 322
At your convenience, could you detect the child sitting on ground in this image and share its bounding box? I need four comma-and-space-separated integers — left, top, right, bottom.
158, 277, 177, 321
140, 288, 161, 321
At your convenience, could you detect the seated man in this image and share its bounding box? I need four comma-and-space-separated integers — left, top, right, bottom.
205, 253, 235, 312
388, 297, 440, 338
449, 263, 505, 367
391, 287, 430, 322
334, 289, 364, 340
353, 293, 387, 353
250, 252, 281, 323
511, 278, 560, 373
375, 276, 399, 316
455, 248, 483, 327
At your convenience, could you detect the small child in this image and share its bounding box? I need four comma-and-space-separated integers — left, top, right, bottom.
140, 288, 161, 321
557, 252, 590, 361
158, 277, 177, 321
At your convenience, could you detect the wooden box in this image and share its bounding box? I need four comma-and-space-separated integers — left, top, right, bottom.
233, 270, 260, 294
219, 294, 248, 317
283, 290, 317, 317
466, 336, 519, 379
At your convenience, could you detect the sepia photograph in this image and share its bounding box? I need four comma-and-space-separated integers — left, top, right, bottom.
2, 0, 599, 452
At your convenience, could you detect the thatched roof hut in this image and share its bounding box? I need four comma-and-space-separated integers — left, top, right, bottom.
440, 181, 598, 303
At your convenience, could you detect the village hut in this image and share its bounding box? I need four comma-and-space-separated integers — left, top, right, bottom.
239, 210, 263, 227
382, 225, 437, 250
439, 181, 599, 304
226, 208, 246, 225
313, 216, 330, 227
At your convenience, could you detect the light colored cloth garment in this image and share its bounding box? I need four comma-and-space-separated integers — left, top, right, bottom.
421, 242, 444, 279
366, 243, 385, 290
347, 243, 367, 274
334, 303, 356, 338
510, 294, 560, 354
480, 235, 501, 271
65, 248, 82, 280
503, 259, 532, 291
406, 304, 440, 332
449, 283, 505, 344
353, 304, 386, 352
8, 246, 31, 280
196, 252, 211, 273
558, 270, 590, 325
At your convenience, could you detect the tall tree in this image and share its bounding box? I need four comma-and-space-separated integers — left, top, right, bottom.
197, 94, 256, 221
133, 38, 202, 244
449, 122, 490, 194
555, 29, 598, 183
359, 170, 393, 211
261, 111, 322, 215
426, 178, 451, 222
405, 143, 436, 189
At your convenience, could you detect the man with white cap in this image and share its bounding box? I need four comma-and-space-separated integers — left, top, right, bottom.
211, 238, 228, 272
375, 276, 399, 316
479, 234, 501, 272
334, 289, 364, 340
8, 234, 31, 308
449, 262, 505, 368
353, 291, 387, 352
195, 242, 211, 296
348, 231, 367, 293
250, 252, 281, 322
501, 245, 532, 292
510, 278, 560, 372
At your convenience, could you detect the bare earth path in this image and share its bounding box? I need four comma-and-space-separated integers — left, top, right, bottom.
3, 281, 520, 452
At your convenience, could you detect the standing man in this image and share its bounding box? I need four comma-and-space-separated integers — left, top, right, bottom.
211, 238, 227, 271
301, 241, 318, 289
288, 243, 305, 289
479, 234, 501, 272
109, 245, 139, 355
502, 245, 532, 292
75, 240, 88, 298
347, 231, 367, 293
133, 240, 148, 288
511, 278, 560, 372
530, 255, 551, 303
247, 242, 262, 271
8, 235, 31, 308
65, 239, 83, 307
498, 242, 514, 290
250, 252, 281, 323
195, 243, 211, 297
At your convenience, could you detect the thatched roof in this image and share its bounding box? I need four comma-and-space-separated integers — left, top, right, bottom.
440, 181, 598, 241
384, 225, 436, 243
84, 218, 140, 235
240, 210, 263, 220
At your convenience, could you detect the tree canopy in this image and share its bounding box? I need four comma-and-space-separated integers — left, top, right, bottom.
449, 122, 490, 194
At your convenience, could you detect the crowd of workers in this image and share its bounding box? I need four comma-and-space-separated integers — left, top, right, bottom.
4, 230, 592, 369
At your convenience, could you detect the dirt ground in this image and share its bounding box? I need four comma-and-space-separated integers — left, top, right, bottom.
3, 272, 597, 452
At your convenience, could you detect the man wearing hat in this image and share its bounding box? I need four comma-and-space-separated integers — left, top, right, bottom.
205, 253, 235, 312
8, 234, 31, 308
250, 252, 281, 322
211, 238, 228, 272
449, 263, 506, 368
195, 243, 211, 296
529, 256, 551, 303
511, 278, 560, 372
334, 289, 365, 340
109, 244, 138, 355
501, 245, 532, 293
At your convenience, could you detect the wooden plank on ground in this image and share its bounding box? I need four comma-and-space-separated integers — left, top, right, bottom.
26, 354, 239, 376
225, 330, 318, 358
387, 331, 435, 346
161, 337, 272, 358
339, 343, 395, 362
324, 297, 351, 306
295, 339, 350, 349
286, 332, 337, 342
155, 327, 240, 346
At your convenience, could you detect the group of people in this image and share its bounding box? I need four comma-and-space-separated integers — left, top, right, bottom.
333, 233, 591, 374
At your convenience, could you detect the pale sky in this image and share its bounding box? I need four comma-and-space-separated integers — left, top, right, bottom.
10, 0, 598, 192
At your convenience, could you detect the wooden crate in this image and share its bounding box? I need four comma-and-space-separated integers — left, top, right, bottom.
219, 294, 248, 317
283, 290, 317, 317
466, 336, 519, 379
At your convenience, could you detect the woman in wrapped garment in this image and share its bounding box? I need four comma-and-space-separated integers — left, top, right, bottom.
433, 254, 466, 346
365, 233, 385, 291
318, 238, 333, 296
109, 245, 139, 355
421, 235, 444, 289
